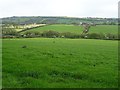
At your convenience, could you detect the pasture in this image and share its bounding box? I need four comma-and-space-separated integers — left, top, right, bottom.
2, 38, 118, 88
22, 24, 118, 34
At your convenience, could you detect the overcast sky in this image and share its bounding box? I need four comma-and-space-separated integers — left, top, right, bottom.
0, 0, 119, 18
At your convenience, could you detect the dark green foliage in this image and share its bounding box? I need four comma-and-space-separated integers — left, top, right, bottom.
23, 31, 41, 38
2, 28, 18, 36
105, 33, 118, 40
60, 32, 80, 38
2, 28, 19, 38
87, 33, 101, 39
42, 30, 60, 38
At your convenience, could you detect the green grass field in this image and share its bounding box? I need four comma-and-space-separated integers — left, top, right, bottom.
22, 24, 118, 34
2, 38, 118, 88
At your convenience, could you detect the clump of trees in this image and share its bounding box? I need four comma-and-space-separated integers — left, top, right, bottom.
2, 28, 19, 38
23, 31, 41, 38
2, 28, 17, 35
42, 30, 60, 38
60, 32, 80, 38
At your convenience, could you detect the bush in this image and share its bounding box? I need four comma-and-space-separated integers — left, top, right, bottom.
42, 30, 60, 38
2, 28, 18, 36
87, 33, 101, 39
2, 28, 19, 38
61, 32, 80, 38
105, 33, 118, 40
23, 31, 41, 38
86, 33, 118, 40
118, 34, 120, 40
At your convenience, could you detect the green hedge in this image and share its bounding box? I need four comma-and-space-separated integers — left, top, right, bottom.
2, 30, 119, 40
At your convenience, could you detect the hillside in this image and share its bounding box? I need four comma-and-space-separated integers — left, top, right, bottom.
21, 24, 118, 34
2, 16, 118, 25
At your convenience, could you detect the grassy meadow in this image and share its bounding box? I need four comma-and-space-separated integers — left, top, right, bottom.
2, 38, 118, 88
22, 24, 118, 34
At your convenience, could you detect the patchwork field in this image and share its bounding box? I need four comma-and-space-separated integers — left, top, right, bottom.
22, 24, 118, 34
2, 38, 118, 88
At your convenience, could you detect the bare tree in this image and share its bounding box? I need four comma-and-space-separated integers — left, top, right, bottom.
81, 23, 91, 35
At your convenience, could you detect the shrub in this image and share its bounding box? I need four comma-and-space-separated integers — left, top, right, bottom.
87, 33, 101, 39
2, 28, 18, 36
118, 34, 120, 40
23, 31, 41, 38
2, 28, 19, 38
42, 30, 60, 38
105, 33, 118, 40
61, 32, 80, 38
99, 33, 106, 39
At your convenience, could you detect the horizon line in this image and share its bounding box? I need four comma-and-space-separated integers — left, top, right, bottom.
0, 15, 118, 19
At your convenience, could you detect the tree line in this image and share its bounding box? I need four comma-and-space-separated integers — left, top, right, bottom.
2, 28, 119, 40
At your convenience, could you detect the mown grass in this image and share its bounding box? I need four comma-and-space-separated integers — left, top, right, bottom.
2, 38, 118, 88
22, 24, 118, 34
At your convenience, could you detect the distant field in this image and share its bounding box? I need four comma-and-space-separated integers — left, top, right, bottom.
15, 24, 46, 32
22, 24, 118, 34
3, 38, 118, 88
